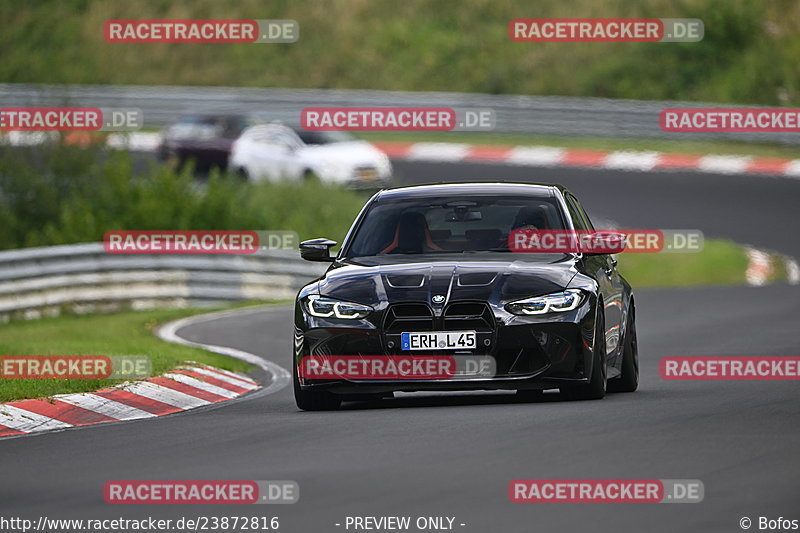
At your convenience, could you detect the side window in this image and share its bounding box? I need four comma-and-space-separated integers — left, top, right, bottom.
274, 132, 301, 151
566, 193, 595, 231
564, 194, 588, 230
571, 194, 596, 230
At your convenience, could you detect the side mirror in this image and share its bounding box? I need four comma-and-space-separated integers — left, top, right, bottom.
300, 238, 337, 262
582, 231, 627, 255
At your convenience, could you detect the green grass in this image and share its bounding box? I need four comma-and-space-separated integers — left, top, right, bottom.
617, 239, 750, 288
1, 0, 800, 106
0, 306, 258, 403
359, 132, 800, 159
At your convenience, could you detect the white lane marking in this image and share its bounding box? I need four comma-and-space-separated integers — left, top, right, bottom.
162, 373, 239, 399
106, 132, 161, 151
505, 146, 565, 166
56, 394, 155, 421
0, 132, 60, 146
157, 305, 289, 400
0, 405, 73, 433
784, 160, 800, 177
407, 143, 470, 161
207, 366, 259, 386
697, 155, 752, 174
122, 381, 211, 409
186, 366, 259, 389
745, 247, 773, 286
786, 258, 800, 285
603, 151, 661, 171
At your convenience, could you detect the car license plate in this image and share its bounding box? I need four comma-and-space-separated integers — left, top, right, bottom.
401, 331, 476, 350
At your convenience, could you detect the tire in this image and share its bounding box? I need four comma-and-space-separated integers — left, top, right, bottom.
561, 306, 607, 401
235, 167, 249, 181
608, 305, 639, 393
293, 360, 341, 411
164, 151, 183, 170
302, 169, 320, 183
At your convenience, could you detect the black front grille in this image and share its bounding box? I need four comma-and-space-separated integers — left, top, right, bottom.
383, 301, 496, 356
384, 303, 434, 333
444, 302, 495, 332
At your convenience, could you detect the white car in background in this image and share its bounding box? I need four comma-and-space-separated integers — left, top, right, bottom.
229, 124, 392, 187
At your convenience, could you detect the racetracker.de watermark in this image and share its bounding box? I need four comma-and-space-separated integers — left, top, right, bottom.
661, 108, 800, 132
509, 479, 704, 503
0, 107, 141, 131
299, 355, 496, 380
660, 357, 800, 380
104, 481, 298, 504
301, 107, 495, 132
0, 355, 151, 379
509, 18, 703, 42
103, 230, 298, 254
104, 19, 298, 43
509, 229, 704, 254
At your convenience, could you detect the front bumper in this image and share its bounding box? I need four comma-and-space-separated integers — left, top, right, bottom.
294, 297, 598, 395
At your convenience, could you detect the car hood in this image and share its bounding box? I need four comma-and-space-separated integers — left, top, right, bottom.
317, 256, 579, 306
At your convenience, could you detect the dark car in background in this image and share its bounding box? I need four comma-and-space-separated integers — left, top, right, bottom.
293, 182, 639, 410
156, 114, 259, 172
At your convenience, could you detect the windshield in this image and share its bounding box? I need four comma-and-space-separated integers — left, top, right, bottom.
296, 130, 355, 145
344, 195, 567, 257
166, 116, 248, 139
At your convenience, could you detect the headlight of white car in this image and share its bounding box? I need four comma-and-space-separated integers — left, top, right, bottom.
304, 295, 373, 319
505, 289, 585, 315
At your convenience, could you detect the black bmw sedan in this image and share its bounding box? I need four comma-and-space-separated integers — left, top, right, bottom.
293, 183, 638, 410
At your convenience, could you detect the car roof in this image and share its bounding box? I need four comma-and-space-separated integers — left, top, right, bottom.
241, 123, 290, 134
374, 182, 567, 200
176, 114, 246, 122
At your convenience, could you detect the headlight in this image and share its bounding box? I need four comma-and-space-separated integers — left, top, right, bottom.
506, 289, 585, 315
304, 295, 373, 319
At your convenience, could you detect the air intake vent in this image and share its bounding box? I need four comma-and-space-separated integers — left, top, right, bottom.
384, 303, 434, 333
385, 274, 425, 288
444, 302, 495, 332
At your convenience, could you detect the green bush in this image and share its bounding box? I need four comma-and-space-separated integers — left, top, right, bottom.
0, 144, 368, 250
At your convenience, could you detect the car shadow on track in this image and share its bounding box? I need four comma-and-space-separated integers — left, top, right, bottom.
336, 390, 626, 411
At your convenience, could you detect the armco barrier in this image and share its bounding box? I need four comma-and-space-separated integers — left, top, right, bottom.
0, 243, 328, 321
1, 83, 798, 144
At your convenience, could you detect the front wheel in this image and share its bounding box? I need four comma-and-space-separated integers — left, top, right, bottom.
235, 167, 250, 181
302, 169, 320, 183
293, 360, 341, 411
561, 307, 607, 401
608, 305, 639, 393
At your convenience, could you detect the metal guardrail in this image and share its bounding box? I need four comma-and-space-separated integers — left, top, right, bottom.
1, 83, 798, 145
0, 243, 327, 321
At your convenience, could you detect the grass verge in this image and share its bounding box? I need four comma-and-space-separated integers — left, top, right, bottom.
618, 239, 751, 288
0, 306, 264, 403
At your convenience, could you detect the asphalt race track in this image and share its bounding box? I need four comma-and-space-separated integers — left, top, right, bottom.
2, 161, 799, 532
